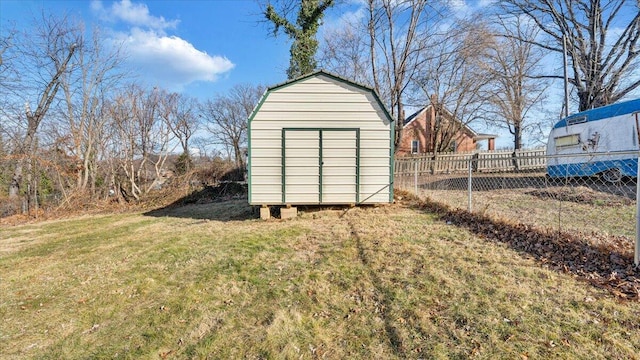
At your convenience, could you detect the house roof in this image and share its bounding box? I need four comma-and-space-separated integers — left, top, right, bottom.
403, 104, 497, 140
474, 133, 498, 140
403, 106, 429, 126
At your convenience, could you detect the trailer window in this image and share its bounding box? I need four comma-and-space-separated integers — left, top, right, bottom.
555, 134, 580, 148
566, 116, 587, 126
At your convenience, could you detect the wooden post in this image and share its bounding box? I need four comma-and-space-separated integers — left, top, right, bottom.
414, 160, 418, 195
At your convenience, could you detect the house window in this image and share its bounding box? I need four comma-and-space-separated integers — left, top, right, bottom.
411, 140, 419, 154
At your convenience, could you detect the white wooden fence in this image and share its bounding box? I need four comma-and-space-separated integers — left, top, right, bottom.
394, 148, 547, 175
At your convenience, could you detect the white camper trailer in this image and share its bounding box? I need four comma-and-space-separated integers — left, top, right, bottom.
546, 98, 640, 183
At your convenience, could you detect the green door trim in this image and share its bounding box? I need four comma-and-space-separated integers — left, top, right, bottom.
281, 128, 286, 204
319, 130, 323, 203
282, 128, 360, 204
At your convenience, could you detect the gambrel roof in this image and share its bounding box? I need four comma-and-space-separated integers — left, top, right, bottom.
248, 70, 394, 125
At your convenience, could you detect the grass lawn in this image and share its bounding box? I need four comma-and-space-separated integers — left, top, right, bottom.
420, 187, 637, 238
1, 199, 639, 359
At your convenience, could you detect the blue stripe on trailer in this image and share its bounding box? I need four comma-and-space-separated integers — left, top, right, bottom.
547, 158, 638, 178
553, 98, 640, 129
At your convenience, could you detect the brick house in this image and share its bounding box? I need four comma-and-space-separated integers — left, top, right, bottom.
397, 99, 496, 156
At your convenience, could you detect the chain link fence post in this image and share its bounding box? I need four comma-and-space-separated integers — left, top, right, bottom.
468, 157, 472, 213
395, 150, 637, 255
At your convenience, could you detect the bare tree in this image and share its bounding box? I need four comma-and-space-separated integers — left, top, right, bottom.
200, 84, 265, 169
412, 19, 495, 153
367, 0, 433, 149
501, 0, 640, 111
160, 93, 199, 157
58, 25, 125, 194
320, 0, 441, 149
318, 23, 372, 86
0, 29, 12, 79
158, 92, 199, 174
107, 86, 136, 200
483, 16, 549, 149
0, 26, 19, 117
108, 85, 177, 200
7, 13, 80, 199
0, 29, 18, 196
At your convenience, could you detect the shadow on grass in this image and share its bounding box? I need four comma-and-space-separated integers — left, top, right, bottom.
403, 193, 640, 301
347, 219, 409, 357
144, 182, 255, 222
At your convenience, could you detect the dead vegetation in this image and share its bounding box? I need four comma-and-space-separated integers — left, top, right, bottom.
0, 171, 248, 227
396, 189, 640, 300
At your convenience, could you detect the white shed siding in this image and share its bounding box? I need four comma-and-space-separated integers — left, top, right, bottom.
283, 131, 320, 204
321, 130, 357, 203
249, 72, 393, 205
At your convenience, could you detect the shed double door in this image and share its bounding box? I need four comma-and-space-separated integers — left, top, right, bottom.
283, 129, 359, 204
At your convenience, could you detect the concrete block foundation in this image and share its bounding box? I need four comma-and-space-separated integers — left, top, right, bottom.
280, 207, 298, 219
259, 207, 271, 220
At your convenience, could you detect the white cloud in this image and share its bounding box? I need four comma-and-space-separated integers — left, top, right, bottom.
91, 0, 234, 89
448, 0, 468, 10
445, 0, 499, 18
477, 0, 497, 7
447, 0, 471, 17
91, 0, 179, 31
118, 29, 234, 90
323, 6, 366, 33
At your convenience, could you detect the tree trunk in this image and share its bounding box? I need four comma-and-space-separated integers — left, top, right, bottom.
9, 163, 22, 198
9, 121, 37, 198
234, 141, 244, 169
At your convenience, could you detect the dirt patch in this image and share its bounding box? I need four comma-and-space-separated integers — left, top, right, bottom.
142, 183, 250, 221
527, 186, 633, 207
174, 182, 247, 206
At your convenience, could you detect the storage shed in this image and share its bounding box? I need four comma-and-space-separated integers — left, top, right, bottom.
248, 70, 394, 208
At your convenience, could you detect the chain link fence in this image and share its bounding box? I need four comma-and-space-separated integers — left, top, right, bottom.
394, 150, 640, 265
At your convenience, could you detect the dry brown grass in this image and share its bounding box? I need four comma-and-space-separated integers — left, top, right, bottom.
1, 199, 639, 359
411, 185, 637, 238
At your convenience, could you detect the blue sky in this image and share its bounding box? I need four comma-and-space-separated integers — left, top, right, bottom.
0, 0, 309, 99
0, 0, 557, 150
0, 0, 488, 99
0, 0, 574, 149
2, 1, 638, 149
